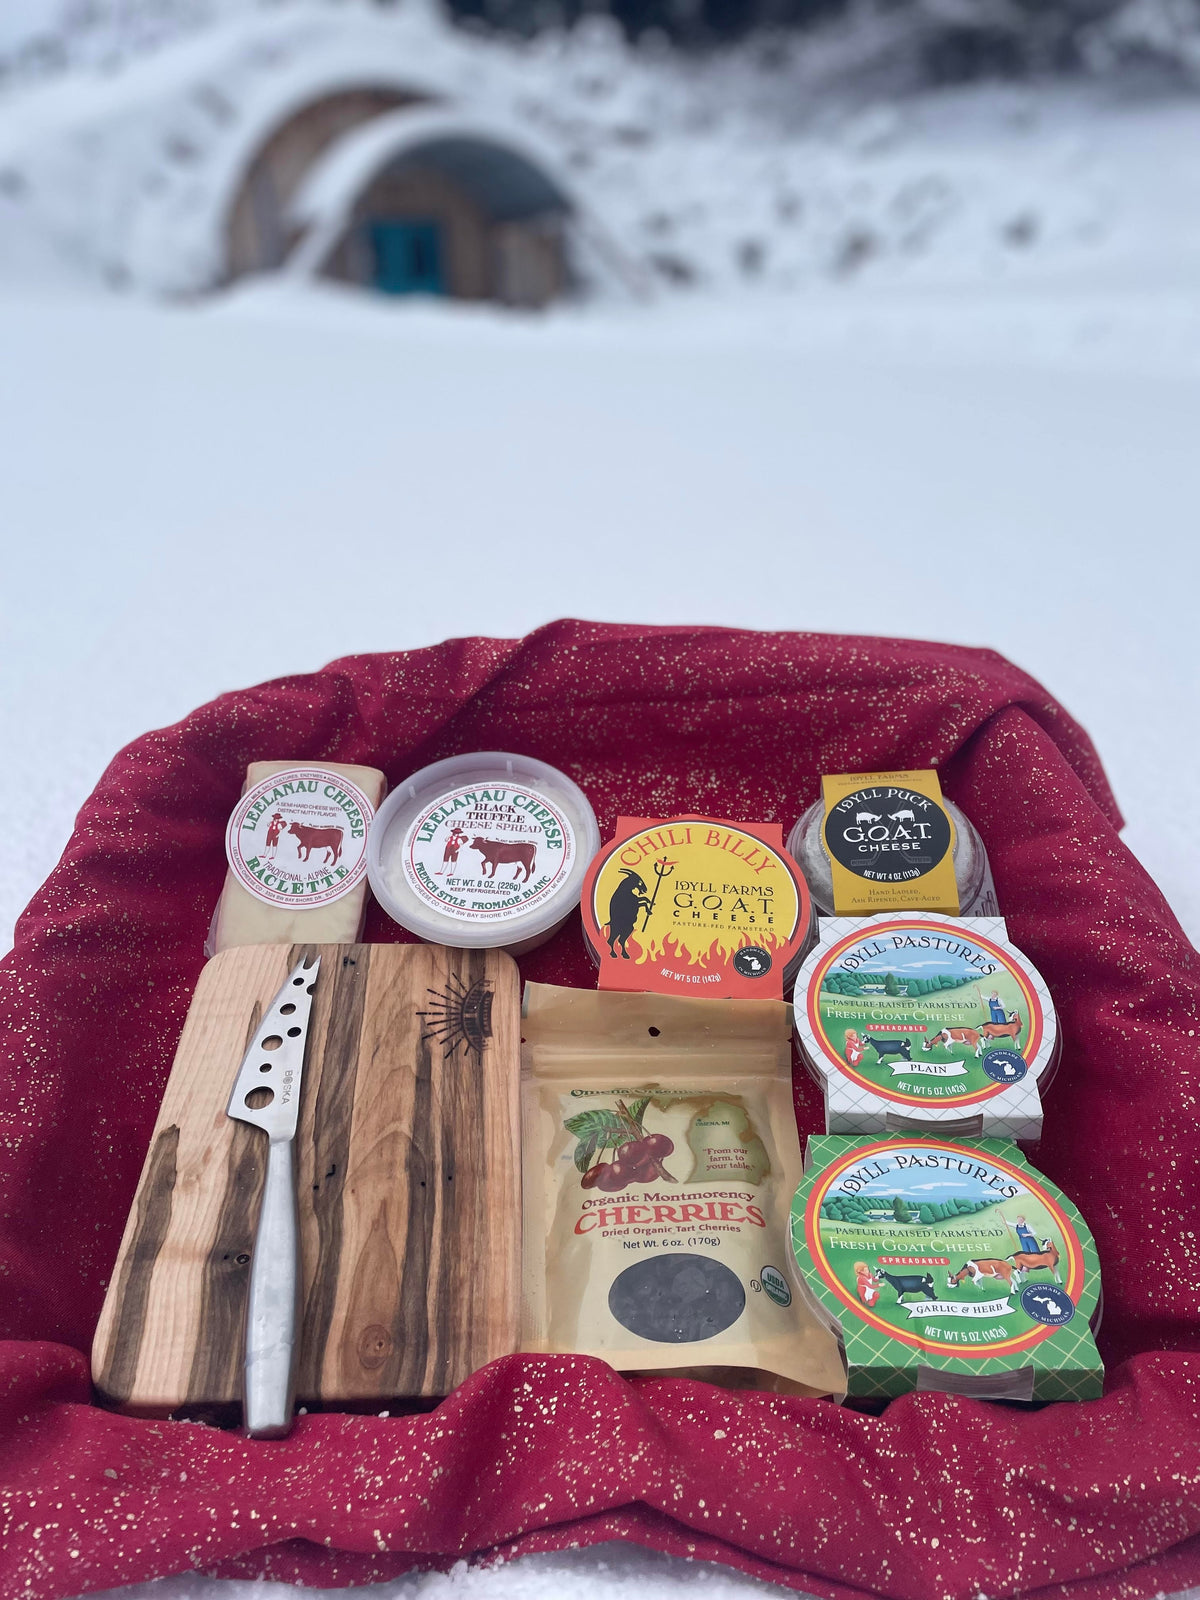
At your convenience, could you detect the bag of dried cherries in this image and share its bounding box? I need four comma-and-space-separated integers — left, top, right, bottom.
520, 983, 845, 1397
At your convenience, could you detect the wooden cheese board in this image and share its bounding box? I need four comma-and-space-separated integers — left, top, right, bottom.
92, 942, 521, 1416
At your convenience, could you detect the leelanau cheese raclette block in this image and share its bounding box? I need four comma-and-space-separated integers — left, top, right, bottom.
791, 1134, 1103, 1403
209, 762, 386, 955
793, 914, 1059, 1141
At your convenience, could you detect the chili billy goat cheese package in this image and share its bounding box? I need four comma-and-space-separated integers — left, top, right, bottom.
580, 816, 813, 1000
520, 983, 845, 1397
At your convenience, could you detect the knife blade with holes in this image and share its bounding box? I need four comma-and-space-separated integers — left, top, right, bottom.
226, 952, 320, 1438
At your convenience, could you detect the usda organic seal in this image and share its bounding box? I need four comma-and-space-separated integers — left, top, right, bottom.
758, 1265, 792, 1307
225, 767, 375, 909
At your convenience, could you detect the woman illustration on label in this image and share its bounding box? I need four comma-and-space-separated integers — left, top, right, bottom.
854, 1261, 881, 1308
438, 825, 469, 876
986, 990, 1007, 1025
843, 1029, 866, 1067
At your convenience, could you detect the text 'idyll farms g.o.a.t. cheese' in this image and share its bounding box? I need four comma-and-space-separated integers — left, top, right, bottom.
581, 817, 813, 1000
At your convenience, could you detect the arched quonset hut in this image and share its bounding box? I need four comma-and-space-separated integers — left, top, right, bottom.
2, 12, 632, 305
283, 109, 575, 308
225, 85, 429, 280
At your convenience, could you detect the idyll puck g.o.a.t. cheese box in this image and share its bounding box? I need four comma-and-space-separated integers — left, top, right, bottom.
793, 914, 1059, 1140
791, 1134, 1103, 1403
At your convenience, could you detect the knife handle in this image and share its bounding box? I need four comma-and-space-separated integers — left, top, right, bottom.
243, 1137, 299, 1439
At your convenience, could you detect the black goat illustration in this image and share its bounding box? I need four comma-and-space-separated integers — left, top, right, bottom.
606, 869, 651, 958
877, 1270, 937, 1302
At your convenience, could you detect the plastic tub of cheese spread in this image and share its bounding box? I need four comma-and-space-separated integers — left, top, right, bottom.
367, 751, 599, 954
787, 797, 998, 919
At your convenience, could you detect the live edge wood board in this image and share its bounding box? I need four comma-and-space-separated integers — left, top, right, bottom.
92, 942, 521, 1416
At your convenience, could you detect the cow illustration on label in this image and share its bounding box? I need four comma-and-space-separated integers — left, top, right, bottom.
287, 821, 343, 865
470, 836, 538, 882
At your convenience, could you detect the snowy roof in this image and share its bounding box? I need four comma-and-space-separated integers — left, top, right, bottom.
286, 104, 574, 277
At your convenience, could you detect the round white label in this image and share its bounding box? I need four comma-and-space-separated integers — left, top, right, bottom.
225, 768, 374, 908
400, 782, 575, 923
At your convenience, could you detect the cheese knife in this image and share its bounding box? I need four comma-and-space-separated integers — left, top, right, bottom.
226, 952, 320, 1438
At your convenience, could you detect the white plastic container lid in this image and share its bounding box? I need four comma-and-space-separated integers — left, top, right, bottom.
367, 751, 600, 951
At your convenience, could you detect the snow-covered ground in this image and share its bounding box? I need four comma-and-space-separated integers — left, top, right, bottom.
3, 272, 1198, 956
2, 8, 1200, 1599
83, 1542, 787, 1600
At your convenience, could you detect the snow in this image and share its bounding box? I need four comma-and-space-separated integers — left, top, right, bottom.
79, 1543, 795, 1599
1, 8, 1199, 1600
4, 2, 1200, 301
3, 274, 1198, 959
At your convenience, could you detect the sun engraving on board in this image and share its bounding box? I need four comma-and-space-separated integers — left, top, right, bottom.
417, 974, 494, 1060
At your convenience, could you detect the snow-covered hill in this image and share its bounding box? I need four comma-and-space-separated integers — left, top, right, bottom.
2, 0, 1200, 299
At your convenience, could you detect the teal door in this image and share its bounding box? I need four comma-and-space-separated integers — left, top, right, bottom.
369, 220, 445, 295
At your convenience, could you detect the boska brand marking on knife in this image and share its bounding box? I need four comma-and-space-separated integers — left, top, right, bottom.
226, 952, 320, 1438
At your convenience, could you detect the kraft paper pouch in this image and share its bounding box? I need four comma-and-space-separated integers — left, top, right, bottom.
520, 983, 846, 1398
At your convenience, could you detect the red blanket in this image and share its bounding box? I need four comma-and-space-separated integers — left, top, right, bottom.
3, 622, 1198, 1600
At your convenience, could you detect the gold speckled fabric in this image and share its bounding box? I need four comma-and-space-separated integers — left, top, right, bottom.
1, 621, 1198, 1600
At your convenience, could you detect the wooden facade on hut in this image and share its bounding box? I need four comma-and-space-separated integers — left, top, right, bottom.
224, 93, 572, 308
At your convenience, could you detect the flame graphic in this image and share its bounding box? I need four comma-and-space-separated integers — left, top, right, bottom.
605, 928, 785, 969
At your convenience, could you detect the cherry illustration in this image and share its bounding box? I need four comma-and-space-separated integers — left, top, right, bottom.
626, 1133, 676, 1183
